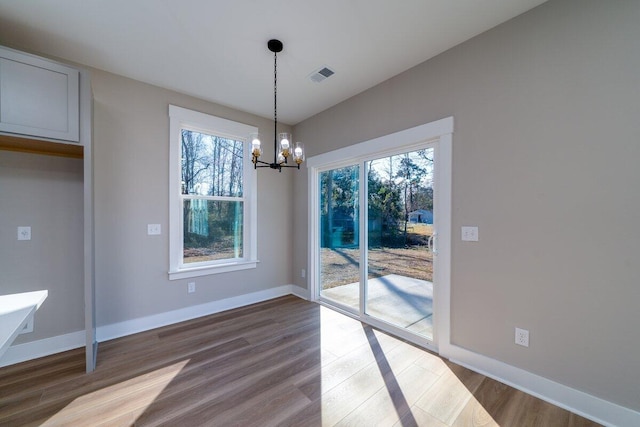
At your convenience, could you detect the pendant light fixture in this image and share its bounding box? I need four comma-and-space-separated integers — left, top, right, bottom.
250, 39, 304, 172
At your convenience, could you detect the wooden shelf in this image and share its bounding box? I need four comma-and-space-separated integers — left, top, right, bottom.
0, 134, 83, 159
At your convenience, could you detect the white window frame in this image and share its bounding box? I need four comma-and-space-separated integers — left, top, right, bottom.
168, 105, 258, 280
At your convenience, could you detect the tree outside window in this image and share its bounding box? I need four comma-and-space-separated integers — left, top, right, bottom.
169, 105, 257, 279
181, 129, 244, 263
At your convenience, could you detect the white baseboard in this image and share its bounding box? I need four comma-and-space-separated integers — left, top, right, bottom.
441, 343, 640, 427
0, 285, 306, 368
289, 284, 310, 300
96, 285, 298, 342
0, 330, 85, 368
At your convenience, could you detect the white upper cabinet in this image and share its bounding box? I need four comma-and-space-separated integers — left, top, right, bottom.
0, 46, 80, 142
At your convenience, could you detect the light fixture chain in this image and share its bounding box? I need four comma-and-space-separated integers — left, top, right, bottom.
274, 50, 277, 136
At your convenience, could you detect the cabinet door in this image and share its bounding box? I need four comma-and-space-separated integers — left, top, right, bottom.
0, 49, 79, 142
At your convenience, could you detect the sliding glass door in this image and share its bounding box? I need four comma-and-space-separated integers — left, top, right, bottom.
316, 149, 436, 342
365, 149, 434, 340
309, 117, 452, 349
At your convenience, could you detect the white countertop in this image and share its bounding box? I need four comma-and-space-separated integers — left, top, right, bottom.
0, 290, 48, 359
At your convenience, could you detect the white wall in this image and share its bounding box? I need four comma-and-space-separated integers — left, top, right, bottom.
293, 0, 640, 414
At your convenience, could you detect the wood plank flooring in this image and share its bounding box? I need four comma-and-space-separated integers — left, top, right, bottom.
0, 296, 600, 426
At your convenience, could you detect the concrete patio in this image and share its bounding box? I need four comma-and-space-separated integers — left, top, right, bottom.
321, 274, 433, 339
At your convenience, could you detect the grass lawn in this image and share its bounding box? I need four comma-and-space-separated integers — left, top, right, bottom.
321, 223, 433, 289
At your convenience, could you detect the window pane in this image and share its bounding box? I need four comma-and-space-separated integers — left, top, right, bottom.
181, 129, 243, 197
183, 199, 243, 263
319, 165, 360, 311
366, 148, 434, 340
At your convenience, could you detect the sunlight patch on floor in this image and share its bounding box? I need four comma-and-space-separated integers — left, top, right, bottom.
317, 306, 498, 426
41, 359, 190, 426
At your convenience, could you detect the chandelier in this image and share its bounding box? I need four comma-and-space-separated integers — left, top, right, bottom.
250, 39, 304, 171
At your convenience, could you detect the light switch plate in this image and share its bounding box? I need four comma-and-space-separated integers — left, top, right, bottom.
147, 224, 161, 235
17, 226, 31, 240
461, 226, 478, 241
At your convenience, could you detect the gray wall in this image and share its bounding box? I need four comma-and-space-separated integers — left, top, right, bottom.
0, 151, 84, 342
293, 0, 640, 412
1, 63, 295, 348
92, 69, 294, 327
1, 66, 295, 342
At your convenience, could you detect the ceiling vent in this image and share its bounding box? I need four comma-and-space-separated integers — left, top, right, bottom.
308, 66, 335, 83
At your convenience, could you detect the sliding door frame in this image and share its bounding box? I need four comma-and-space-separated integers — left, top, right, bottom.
307, 117, 453, 351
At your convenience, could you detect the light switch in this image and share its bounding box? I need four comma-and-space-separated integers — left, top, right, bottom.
147, 224, 161, 235
17, 226, 31, 240
461, 226, 478, 241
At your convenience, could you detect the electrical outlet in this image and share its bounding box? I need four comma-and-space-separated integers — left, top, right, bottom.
17, 226, 31, 241
188, 282, 196, 293
461, 226, 478, 242
147, 224, 161, 235
515, 327, 529, 347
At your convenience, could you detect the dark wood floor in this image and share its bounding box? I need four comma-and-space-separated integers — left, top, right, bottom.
0, 296, 600, 426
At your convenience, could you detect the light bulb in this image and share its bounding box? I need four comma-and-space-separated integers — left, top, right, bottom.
293, 142, 304, 165
250, 133, 261, 158
281, 139, 290, 149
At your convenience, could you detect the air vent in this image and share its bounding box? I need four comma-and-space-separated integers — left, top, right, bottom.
308, 66, 335, 83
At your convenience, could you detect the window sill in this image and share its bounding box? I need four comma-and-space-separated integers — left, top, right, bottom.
168, 259, 259, 280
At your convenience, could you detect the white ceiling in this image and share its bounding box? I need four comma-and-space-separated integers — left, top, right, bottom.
0, 0, 547, 125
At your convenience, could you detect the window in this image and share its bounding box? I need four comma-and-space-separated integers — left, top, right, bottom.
169, 105, 257, 279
